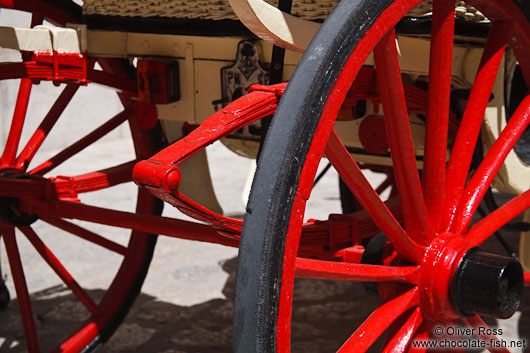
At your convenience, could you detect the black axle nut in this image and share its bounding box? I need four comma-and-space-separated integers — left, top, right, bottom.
451, 249, 524, 319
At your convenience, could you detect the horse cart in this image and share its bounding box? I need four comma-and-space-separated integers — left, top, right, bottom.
0, 0, 529, 351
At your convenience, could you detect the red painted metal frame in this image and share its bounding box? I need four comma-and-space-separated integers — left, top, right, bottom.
132, 82, 405, 258
133, 84, 285, 234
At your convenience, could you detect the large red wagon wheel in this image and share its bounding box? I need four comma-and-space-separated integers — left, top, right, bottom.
0, 2, 165, 352
234, 0, 530, 351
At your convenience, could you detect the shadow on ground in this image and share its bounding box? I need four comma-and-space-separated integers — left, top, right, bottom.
1, 255, 529, 352
0, 258, 381, 353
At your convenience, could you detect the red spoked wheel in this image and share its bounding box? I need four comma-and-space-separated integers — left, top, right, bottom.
234, 0, 530, 352
0, 3, 165, 352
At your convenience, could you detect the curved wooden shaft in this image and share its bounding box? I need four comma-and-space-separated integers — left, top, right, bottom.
229, 0, 320, 52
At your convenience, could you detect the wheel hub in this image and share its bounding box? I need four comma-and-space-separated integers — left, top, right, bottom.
0, 169, 39, 226
418, 232, 524, 321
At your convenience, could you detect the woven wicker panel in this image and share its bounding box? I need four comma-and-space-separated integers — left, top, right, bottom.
83, 0, 486, 23
83, 0, 339, 21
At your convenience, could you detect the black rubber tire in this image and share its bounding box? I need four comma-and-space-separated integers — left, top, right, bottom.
233, 0, 394, 352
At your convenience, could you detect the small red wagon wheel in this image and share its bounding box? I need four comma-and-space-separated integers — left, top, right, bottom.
234, 0, 530, 352
0, 2, 165, 351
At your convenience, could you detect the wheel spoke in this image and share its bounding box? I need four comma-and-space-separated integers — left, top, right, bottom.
422, 0, 455, 229
381, 307, 423, 353
454, 95, 530, 233
407, 326, 429, 353
19, 226, 100, 315
295, 258, 419, 284
443, 21, 512, 230
16, 84, 79, 170
1, 78, 32, 167
465, 189, 530, 247
41, 217, 128, 256
29, 109, 132, 176
338, 287, 419, 353
325, 131, 420, 263
409, 321, 468, 353
433, 321, 467, 353
26, 199, 239, 247
461, 316, 510, 353
2, 226, 40, 352
373, 29, 433, 243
